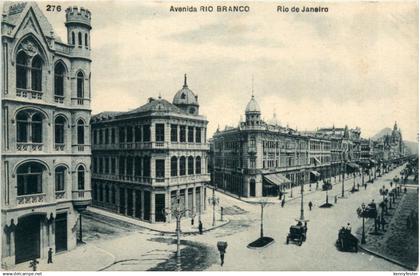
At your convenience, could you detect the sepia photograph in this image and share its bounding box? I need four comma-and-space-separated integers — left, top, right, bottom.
1, 0, 419, 273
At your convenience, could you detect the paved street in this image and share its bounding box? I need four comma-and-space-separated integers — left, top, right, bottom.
26, 165, 412, 271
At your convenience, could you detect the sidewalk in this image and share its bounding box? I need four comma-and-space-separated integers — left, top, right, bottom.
12, 243, 115, 271
88, 206, 230, 235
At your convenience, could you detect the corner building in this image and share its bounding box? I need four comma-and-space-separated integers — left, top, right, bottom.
91, 76, 209, 223
1, 3, 92, 266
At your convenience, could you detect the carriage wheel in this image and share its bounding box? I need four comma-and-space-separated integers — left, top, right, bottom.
298, 238, 303, 246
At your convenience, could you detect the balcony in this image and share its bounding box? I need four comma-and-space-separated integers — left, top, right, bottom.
54, 95, 65, 104
16, 88, 43, 100
71, 97, 90, 106
16, 193, 46, 206
72, 144, 90, 153
72, 190, 92, 211
168, 174, 211, 185
54, 143, 65, 151
55, 191, 66, 200
16, 142, 43, 152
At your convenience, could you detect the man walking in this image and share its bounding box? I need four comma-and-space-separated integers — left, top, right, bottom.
308, 201, 313, 211
47, 248, 53, 264
281, 198, 285, 208
198, 220, 203, 235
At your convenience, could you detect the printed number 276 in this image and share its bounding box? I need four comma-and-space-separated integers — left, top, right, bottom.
46, 5, 61, 12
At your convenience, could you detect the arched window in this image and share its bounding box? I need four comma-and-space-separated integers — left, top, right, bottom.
54, 63, 65, 96
171, 156, 178, 177
55, 166, 66, 192
31, 55, 42, 91
105, 185, 109, 202
77, 72, 84, 99
195, 156, 201, 174
17, 162, 44, 196
77, 165, 85, 190
179, 156, 186, 176
77, 119, 85, 145
85, 33, 88, 47
78, 32, 82, 46
54, 116, 66, 144
188, 156, 194, 175
72, 32, 75, 45
16, 110, 43, 143
16, 51, 28, 89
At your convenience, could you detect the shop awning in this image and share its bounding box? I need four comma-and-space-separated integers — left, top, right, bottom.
347, 162, 360, 171
311, 171, 320, 177
263, 173, 291, 186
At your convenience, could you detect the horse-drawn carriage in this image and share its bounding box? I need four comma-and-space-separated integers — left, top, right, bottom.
363, 202, 378, 218
286, 223, 307, 246
336, 228, 358, 252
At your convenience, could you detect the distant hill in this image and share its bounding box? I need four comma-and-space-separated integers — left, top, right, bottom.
371, 128, 392, 140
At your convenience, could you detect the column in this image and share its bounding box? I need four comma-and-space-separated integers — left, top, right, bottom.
192, 186, 196, 216
150, 191, 155, 223
115, 185, 120, 212
124, 188, 128, 216
166, 190, 171, 223
184, 186, 189, 217
132, 189, 136, 218
10, 228, 15, 262
140, 190, 145, 220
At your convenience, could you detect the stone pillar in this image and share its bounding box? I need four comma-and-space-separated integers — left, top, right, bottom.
132, 189, 136, 218
124, 188, 128, 216
115, 185, 120, 212
150, 191, 155, 223
141, 190, 145, 220
166, 191, 171, 223
192, 186, 196, 216
184, 186, 189, 217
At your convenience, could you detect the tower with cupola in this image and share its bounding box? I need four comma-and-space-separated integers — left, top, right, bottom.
173, 74, 200, 115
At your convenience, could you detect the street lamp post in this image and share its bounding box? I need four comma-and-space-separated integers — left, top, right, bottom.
361, 204, 366, 244
208, 187, 219, 227
259, 200, 269, 238
164, 192, 188, 259
299, 172, 305, 221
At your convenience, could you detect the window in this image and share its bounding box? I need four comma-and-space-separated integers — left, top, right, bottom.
119, 127, 125, 143
195, 127, 201, 143
155, 160, 165, 178
143, 125, 150, 142
155, 124, 165, 142
171, 124, 177, 142
171, 157, 177, 176
54, 63, 65, 96
179, 156, 186, 176
119, 157, 125, 175
135, 157, 141, 176
17, 162, 43, 196
99, 158, 103, 173
93, 130, 98, 144
77, 165, 85, 190
72, 32, 75, 45
84, 33, 88, 47
127, 157, 133, 175
31, 56, 42, 91
143, 157, 150, 177
188, 156, 194, 175
16, 111, 42, 143
111, 158, 116, 174
195, 156, 201, 174
188, 127, 194, 143
127, 126, 133, 142
99, 129, 103, 144
105, 185, 109, 202
77, 119, 85, 144
111, 128, 116, 144
135, 126, 141, 142
78, 32, 82, 46
77, 72, 84, 99
16, 52, 28, 89
105, 158, 109, 174
55, 166, 66, 192
105, 129, 109, 144
180, 126, 186, 142
111, 186, 116, 203
54, 116, 65, 144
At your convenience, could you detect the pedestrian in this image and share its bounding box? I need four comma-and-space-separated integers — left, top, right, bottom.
47, 248, 53, 264
198, 220, 203, 235
29, 259, 39, 271
404, 187, 407, 194
346, 223, 352, 232
357, 183, 360, 190
381, 216, 386, 231
390, 182, 393, 188
191, 217, 194, 226
220, 251, 225, 266
281, 198, 285, 208
334, 195, 337, 204
364, 183, 367, 190
308, 201, 313, 211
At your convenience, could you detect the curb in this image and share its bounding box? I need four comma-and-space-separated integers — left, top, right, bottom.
358, 245, 415, 271
88, 207, 231, 235
247, 239, 275, 250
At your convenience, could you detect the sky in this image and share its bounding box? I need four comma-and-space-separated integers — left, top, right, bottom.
42, 0, 418, 141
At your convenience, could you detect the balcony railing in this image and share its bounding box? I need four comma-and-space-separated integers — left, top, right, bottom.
55, 191, 66, 200
16, 142, 43, 152
16, 88, 43, 100
55, 143, 65, 151
54, 95, 65, 103
72, 190, 92, 200
72, 144, 90, 152
71, 97, 90, 105
16, 193, 46, 206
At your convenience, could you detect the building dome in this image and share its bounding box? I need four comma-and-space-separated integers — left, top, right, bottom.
245, 95, 260, 113
173, 74, 199, 107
